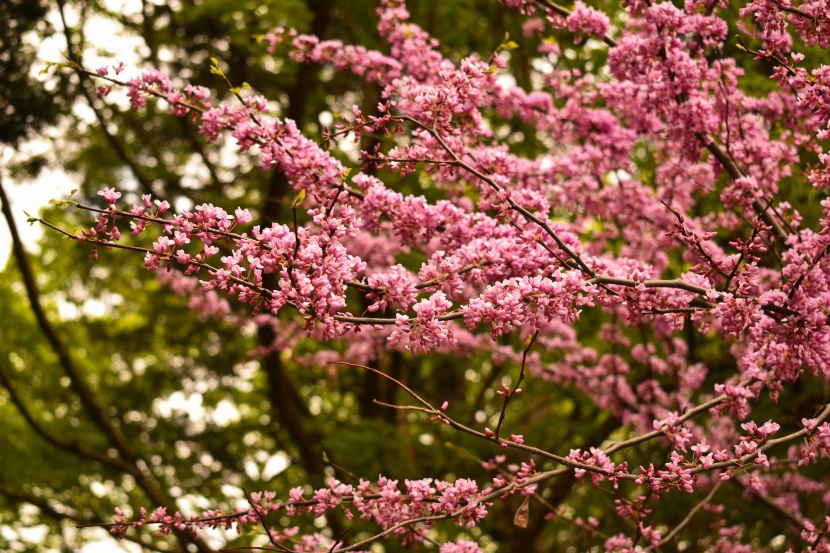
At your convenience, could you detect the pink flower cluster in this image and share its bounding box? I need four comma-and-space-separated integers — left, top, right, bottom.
110, 476, 491, 543
44, 0, 830, 549
742, 0, 830, 48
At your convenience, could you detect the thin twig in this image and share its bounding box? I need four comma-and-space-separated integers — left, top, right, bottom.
494, 331, 539, 440
647, 481, 722, 550
241, 487, 291, 553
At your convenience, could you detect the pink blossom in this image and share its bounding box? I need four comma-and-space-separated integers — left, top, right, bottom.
98, 187, 121, 204
45, 0, 830, 550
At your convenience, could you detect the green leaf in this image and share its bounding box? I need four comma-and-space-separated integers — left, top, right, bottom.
292, 189, 306, 208
499, 32, 518, 51
209, 57, 225, 77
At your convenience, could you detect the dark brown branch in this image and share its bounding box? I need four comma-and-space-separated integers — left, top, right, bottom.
531, 0, 617, 48
702, 141, 788, 243
0, 175, 212, 553
0, 177, 139, 465
0, 353, 132, 472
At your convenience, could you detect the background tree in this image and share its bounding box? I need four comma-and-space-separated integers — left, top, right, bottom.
1, 1, 538, 552
4, 0, 830, 552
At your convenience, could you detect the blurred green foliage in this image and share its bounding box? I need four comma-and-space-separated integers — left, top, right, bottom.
1, 1, 828, 552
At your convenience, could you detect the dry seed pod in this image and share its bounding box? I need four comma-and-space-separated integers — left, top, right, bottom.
514, 495, 531, 528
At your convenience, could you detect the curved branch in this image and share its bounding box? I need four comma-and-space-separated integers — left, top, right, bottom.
604, 394, 726, 455
0, 176, 213, 553
56, 0, 155, 194
646, 481, 723, 550
0, 353, 132, 472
